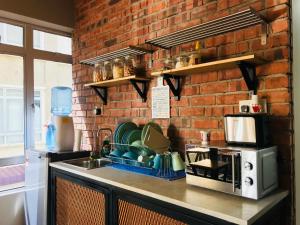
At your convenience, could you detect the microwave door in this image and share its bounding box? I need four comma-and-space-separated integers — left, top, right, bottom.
186, 148, 241, 195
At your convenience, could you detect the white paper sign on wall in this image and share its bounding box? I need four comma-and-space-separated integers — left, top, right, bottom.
151, 85, 170, 119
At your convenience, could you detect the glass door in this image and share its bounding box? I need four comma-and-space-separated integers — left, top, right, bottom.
0, 54, 25, 191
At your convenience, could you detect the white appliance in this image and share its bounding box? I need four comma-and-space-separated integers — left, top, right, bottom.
185, 144, 278, 199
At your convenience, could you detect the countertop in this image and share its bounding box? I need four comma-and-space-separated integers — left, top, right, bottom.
50, 162, 288, 225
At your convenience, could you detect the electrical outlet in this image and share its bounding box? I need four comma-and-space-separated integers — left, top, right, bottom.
93, 107, 101, 115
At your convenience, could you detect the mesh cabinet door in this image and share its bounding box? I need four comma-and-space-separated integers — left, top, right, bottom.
118, 199, 187, 225
56, 177, 106, 225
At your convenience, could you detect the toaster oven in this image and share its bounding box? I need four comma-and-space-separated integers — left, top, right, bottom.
224, 114, 270, 147
185, 143, 278, 199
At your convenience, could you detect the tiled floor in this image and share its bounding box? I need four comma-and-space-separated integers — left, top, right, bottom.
0, 164, 25, 187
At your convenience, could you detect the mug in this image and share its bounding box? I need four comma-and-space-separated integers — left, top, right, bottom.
200, 131, 210, 145
171, 152, 185, 171
153, 154, 164, 170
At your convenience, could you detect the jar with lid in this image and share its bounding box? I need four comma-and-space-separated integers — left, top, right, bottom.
92, 63, 103, 83
113, 58, 124, 79
102, 61, 113, 81
124, 55, 136, 77
164, 58, 175, 70
175, 56, 188, 69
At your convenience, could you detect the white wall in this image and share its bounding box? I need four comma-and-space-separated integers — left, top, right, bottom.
0, 191, 25, 225
293, 0, 300, 224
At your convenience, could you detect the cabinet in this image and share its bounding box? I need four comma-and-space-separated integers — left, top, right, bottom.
50, 170, 110, 225
49, 167, 285, 225
117, 199, 186, 225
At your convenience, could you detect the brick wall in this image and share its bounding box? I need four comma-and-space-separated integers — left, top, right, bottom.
73, 0, 293, 223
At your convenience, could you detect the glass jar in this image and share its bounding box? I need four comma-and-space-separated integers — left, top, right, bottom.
164, 58, 175, 70
175, 56, 188, 69
102, 61, 113, 81
124, 55, 136, 77
113, 58, 124, 79
92, 63, 103, 83
188, 53, 201, 66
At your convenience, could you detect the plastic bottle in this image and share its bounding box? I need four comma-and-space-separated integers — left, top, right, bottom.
51, 86, 72, 116
46, 121, 56, 151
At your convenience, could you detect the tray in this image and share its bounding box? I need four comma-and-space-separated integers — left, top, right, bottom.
107, 156, 185, 181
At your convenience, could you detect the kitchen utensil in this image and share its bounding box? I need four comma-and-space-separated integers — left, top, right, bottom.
200, 131, 210, 145
141, 122, 163, 144
122, 151, 138, 160
73, 129, 82, 152
171, 152, 185, 171
116, 122, 137, 144
109, 149, 125, 158
143, 126, 170, 153
153, 154, 164, 170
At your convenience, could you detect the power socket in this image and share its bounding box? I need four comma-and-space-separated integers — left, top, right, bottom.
93, 107, 102, 116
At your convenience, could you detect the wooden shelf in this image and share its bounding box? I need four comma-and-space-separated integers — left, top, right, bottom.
85, 76, 151, 105
151, 54, 266, 100
84, 76, 150, 88
151, 54, 265, 77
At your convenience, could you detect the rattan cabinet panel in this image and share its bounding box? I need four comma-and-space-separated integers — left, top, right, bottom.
118, 199, 187, 225
56, 177, 106, 225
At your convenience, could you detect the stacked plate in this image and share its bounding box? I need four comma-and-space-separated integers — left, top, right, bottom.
110, 121, 169, 164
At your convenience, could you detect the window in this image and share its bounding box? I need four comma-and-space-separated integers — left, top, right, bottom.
0, 22, 23, 47
33, 30, 72, 55
0, 20, 72, 191
34, 59, 72, 150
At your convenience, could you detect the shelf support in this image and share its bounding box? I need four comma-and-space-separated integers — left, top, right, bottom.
163, 74, 181, 100
130, 79, 148, 102
237, 61, 258, 94
91, 86, 107, 105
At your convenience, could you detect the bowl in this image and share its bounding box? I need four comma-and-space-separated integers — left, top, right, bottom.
109, 149, 125, 158
122, 151, 138, 160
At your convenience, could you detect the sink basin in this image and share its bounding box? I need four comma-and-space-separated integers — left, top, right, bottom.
63, 157, 112, 170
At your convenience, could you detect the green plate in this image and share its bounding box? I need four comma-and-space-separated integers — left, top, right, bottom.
127, 130, 142, 145
141, 122, 163, 145
117, 122, 137, 146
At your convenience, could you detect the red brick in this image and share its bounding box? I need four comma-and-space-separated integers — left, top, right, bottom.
216, 93, 249, 105
179, 107, 205, 117
192, 119, 219, 129
271, 19, 289, 34
190, 95, 216, 106
265, 76, 289, 89
200, 82, 228, 94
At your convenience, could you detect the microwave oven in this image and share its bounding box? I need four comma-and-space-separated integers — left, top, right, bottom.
185, 143, 278, 199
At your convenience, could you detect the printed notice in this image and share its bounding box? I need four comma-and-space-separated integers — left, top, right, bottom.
152, 85, 170, 119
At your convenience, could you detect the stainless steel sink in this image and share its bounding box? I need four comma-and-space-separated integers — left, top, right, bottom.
63, 157, 112, 170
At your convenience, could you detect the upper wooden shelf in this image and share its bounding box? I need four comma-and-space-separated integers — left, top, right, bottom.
151, 54, 266, 77
84, 75, 150, 88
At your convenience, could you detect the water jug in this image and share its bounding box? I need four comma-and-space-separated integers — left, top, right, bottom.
51, 86, 72, 116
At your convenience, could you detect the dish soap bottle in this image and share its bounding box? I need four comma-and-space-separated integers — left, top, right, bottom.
46, 120, 56, 151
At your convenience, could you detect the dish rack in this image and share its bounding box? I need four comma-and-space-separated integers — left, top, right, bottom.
104, 143, 186, 181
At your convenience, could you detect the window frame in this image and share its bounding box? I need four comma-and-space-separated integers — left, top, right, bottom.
0, 17, 72, 167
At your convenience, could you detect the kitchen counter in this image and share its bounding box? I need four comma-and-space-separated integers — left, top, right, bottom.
50, 161, 288, 225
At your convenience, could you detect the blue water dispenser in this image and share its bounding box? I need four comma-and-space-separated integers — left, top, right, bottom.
51, 86, 72, 116
46, 86, 74, 151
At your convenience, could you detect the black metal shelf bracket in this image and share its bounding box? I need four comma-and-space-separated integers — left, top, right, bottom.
91, 86, 108, 105
130, 79, 148, 102
163, 74, 181, 100
237, 61, 258, 94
